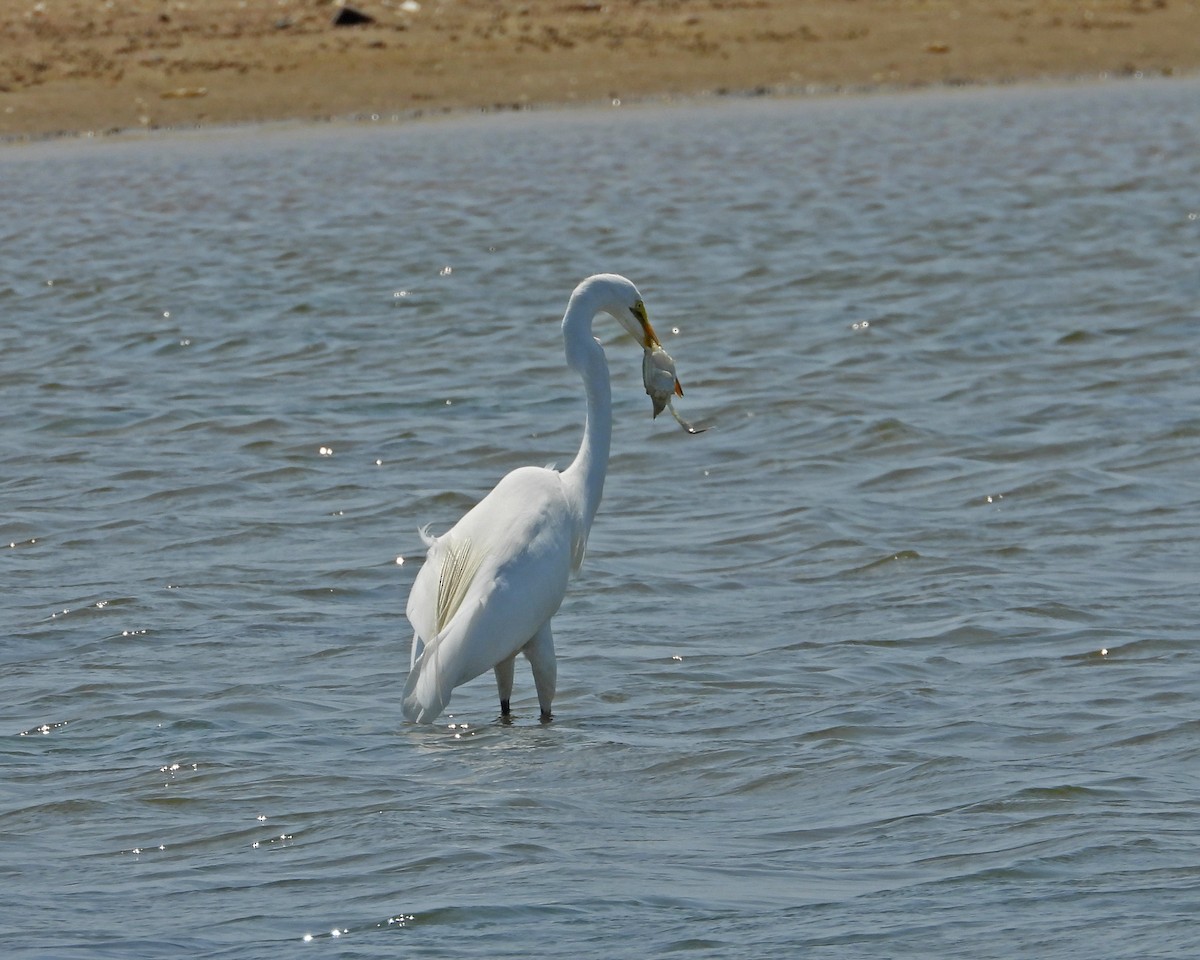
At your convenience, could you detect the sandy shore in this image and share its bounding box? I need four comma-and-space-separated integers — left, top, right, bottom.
2, 0, 1197, 139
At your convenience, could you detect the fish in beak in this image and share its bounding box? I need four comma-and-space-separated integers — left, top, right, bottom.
640, 339, 704, 435
624, 299, 705, 434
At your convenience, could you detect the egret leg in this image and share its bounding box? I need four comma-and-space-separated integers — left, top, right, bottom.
523, 621, 557, 722
494, 655, 516, 716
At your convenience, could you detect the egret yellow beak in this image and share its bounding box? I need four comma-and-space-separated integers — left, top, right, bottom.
630, 300, 662, 350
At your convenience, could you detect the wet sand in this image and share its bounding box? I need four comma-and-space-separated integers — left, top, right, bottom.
2, 0, 1197, 139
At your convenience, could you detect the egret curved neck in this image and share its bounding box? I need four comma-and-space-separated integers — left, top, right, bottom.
562, 303, 613, 531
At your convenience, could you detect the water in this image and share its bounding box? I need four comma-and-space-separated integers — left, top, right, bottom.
3, 79, 1199, 958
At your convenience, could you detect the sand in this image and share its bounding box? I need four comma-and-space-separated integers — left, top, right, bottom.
2, 0, 1197, 139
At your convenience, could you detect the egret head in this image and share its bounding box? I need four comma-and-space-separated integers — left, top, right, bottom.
588, 274, 662, 350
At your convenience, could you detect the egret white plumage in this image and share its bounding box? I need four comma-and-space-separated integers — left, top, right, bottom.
401, 274, 697, 724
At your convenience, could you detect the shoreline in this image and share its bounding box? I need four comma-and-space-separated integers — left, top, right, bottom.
10, 72, 1187, 149
3, 0, 1198, 142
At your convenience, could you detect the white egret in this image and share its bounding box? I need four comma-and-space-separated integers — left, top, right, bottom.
401, 274, 690, 724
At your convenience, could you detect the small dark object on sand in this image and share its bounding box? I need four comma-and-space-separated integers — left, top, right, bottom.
332, 5, 375, 27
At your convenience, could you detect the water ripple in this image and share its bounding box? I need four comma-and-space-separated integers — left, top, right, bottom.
3, 80, 1200, 959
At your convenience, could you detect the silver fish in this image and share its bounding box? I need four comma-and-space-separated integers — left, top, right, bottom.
642, 342, 705, 434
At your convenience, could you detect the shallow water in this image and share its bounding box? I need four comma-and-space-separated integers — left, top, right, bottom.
3, 79, 1199, 958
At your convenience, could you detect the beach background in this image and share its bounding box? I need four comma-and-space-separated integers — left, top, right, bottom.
3, 0, 1198, 139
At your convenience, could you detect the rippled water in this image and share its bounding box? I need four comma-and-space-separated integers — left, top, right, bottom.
4, 79, 1199, 958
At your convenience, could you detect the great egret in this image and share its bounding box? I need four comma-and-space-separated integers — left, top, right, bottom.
401, 274, 691, 724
